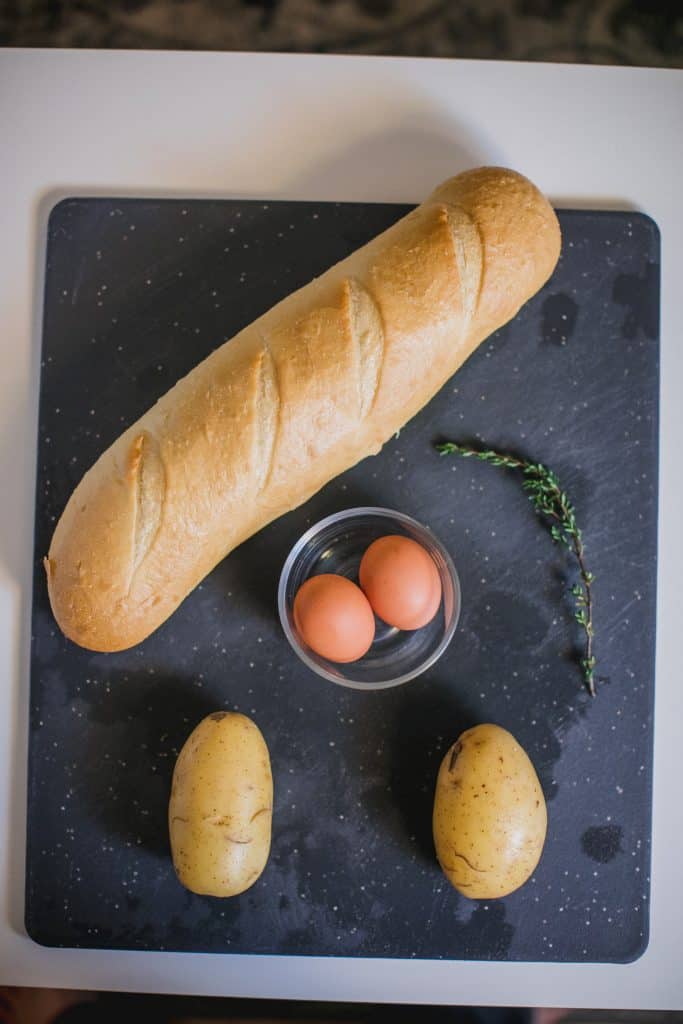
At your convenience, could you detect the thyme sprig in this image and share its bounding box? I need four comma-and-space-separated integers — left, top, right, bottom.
437, 441, 596, 697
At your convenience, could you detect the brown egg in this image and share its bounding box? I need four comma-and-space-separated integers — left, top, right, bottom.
293, 574, 375, 663
359, 534, 442, 630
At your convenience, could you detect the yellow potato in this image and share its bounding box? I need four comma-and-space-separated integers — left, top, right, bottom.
433, 723, 547, 899
169, 712, 273, 897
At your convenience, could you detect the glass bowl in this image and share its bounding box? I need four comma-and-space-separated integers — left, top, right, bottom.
277, 507, 460, 690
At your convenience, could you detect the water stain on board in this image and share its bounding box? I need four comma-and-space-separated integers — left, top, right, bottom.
581, 824, 623, 863
81, 673, 216, 859
613, 262, 659, 339
474, 590, 550, 652
449, 900, 515, 960
541, 294, 578, 345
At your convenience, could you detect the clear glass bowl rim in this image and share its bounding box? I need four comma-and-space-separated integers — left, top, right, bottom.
277, 506, 461, 690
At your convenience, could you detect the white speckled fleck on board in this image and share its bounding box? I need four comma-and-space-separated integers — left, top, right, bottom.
27, 199, 659, 961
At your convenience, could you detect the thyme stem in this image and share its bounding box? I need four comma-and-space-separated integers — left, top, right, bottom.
437, 441, 597, 697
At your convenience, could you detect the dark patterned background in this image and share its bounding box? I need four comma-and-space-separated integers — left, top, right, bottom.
1, 0, 681, 65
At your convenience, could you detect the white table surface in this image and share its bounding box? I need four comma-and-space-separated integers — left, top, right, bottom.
1, 48, 682, 1009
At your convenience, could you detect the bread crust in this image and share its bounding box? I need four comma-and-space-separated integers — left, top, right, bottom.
46, 167, 561, 651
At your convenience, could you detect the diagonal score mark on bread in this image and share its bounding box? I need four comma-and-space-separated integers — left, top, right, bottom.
253, 339, 280, 496
438, 202, 484, 339
342, 277, 385, 421
128, 431, 166, 589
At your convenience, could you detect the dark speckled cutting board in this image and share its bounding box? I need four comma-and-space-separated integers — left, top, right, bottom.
27, 198, 659, 962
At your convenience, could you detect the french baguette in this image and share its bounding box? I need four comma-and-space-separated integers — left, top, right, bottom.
46, 167, 561, 652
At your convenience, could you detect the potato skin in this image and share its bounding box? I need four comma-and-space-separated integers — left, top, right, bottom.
433, 723, 547, 899
169, 712, 273, 897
